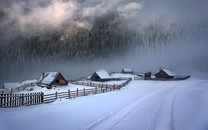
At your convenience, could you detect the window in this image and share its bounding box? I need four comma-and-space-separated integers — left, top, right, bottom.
56, 80, 59, 83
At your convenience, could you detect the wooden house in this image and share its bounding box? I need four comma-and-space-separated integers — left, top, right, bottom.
37, 72, 68, 88
121, 68, 134, 74
90, 70, 112, 82
155, 69, 176, 79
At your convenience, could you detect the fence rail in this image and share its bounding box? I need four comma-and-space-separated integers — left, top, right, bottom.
0, 83, 36, 94
71, 78, 131, 89
0, 92, 43, 107
0, 79, 132, 108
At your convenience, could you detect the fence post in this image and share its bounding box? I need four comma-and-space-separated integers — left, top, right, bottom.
105, 86, 107, 92
76, 88, 78, 97
21, 94, 24, 106
0, 94, 2, 107
101, 86, 103, 93
41, 92, 44, 103
55, 91, 58, 99
83, 88, 85, 96
68, 89, 70, 98
30, 93, 32, 105
95, 87, 97, 94
11, 88, 13, 94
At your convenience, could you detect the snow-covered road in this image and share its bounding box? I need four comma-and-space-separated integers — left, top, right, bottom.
91, 84, 180, 130
0, 78, 208, 130
89, 79, 208, 130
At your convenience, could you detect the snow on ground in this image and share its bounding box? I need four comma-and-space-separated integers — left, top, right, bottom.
111, 72, 142, 80
16, 78, 127, 94
0, 78, 208, 130
16, 84, 94, 94
19, 80, 37, 86
81, 80, 127, 85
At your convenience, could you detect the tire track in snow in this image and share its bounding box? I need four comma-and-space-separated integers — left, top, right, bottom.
145, 84, 182, 130
148, 81, 197, 130
146, 95, 164, 130
171, 87, 184, 130
171, 80, 207, 130
82, 84, 172, 130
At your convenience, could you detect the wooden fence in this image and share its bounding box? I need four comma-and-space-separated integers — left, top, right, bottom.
0, 87, 112, 108
0, 82, 36, 94
43, 87, 113, 103
0, 79, 132, 108
0, 92, 43, 108
71, 78, 132, 89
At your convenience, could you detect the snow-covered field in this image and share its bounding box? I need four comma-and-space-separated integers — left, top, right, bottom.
16, 84, 95, 94
0, 78, 208, 130
15, 80, 127, 94
111, 73, 141, 79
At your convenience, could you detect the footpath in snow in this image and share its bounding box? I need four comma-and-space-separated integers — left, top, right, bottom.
0, 78, 208, 130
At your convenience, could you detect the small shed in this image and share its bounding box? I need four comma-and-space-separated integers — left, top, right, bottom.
144, 72, 151, 80
155, 69, 176, 79
37, 72, 68, 88
90, 70, 112, 82
3, 82, 20, 89
121, 68, 134, 74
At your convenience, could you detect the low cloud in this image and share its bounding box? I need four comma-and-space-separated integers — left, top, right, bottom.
0, 0, 144, 37
1, 0, 207, 38
1, 0, 77, 36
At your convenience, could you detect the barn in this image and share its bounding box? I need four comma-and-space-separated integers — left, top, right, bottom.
121, 68, 134, 74
155, 69, 176, 79
37, 72, 68, 88
90, 70, 112, 82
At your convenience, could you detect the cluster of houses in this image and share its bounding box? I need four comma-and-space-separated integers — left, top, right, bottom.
144, 68, 190, 80
1, 68, 190, 91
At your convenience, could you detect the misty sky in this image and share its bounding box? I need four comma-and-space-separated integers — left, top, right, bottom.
1, 0, 208, 36
0, 0, 208, 84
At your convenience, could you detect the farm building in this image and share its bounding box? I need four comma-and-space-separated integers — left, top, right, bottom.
121, 68, 134, 74
155, 69, 176, 79
90, 70, 112, 82
144, 72, 152, 80
3, 82, 20, 89
37, 72, 68, 88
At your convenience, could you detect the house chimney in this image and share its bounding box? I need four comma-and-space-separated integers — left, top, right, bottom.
42, 72, 45, 79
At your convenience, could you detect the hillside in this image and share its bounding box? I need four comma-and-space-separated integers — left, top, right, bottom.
0, 78, 208, 130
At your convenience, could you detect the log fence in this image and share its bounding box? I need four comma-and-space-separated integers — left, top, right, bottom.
0, 78, 132, 108
71, 78, 131, 90
0, 82, 36, 94
0, 92, 43, 107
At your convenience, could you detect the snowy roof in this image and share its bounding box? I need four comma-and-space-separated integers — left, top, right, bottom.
158, 69, 176, 76
95, 70, 111, 79
20, 80, 37, 86
163, 69, 176, 76
37, 72, 59, 85
3, 82, 20, 89
122, 68, 133, 72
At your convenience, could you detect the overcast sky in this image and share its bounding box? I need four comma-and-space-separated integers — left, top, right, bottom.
0, 0, 207, 36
